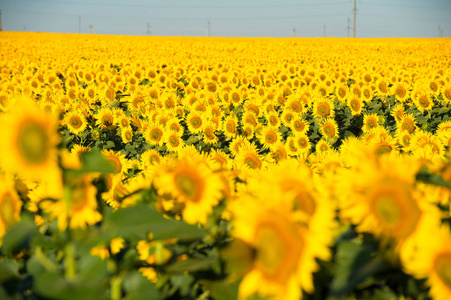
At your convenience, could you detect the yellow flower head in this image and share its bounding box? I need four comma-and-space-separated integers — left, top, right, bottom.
0, 96, 60, 185
154, 158, 223, 225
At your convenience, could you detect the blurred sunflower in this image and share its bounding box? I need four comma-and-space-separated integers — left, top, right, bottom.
402, 224, 451, 300
40, 173, 101, 231
0, 175, 22, 242
154, 158, 223, 225
227, 178, 332, 300
0, 96, 61, 188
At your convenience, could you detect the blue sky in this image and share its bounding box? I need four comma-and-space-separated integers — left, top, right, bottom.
1, 0, 450, 37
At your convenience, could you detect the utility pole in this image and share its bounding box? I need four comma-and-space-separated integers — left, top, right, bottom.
90, 24, 93, 34
293, 28, 296, 37
0, 10, 3, 32
24, 26, 26, 32
324, 24, 326, 37
147, 22, 150, 36
78, 16, 81, 34
353, 0, 356, 37
439, 26, 443, 38
347, 17, 351, 37
206, 21, 210, 37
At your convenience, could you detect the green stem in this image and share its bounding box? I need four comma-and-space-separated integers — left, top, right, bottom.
110, 272, 124, 300
65, 243, 76, 281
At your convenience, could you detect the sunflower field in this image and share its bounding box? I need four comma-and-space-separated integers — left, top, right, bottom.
0, 32, 451, 300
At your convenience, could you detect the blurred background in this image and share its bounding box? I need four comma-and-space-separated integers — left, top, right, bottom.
0, 0, 450, 37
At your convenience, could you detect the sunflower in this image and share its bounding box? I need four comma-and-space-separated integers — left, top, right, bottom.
154, 158, 223, 225
0, 92, 13, 112
347, 96, 363, 116
102, 149, 130, 176
140, 149, 164, 171
242, 124, 255, 140
185, 112, 204, 134
398, 113, 417, 134
294, 133, 311, 154
312, 97, 334, 119
290, 117, 310, 135
410, 130, 445, 157
144, 122, 166, 146
227, 176, 332, 300
390, 103, 405, 123
336, 153, 439, 250
95, 107, 116, 130
202, 122, 218, 145
265, 111, 280, 128
319, 118, 339, 140
0, 176, 22, 242
376, 79, 389, 96
121, 128, 133, 144
281, 110, 296, 127
401, 224, 451, 300
437, 130, 451, 149
391, 83, 409, 102
228, 136, 248, 157
0, 96, 60, 187
362, 113, 381, 132
259, 127, 281, 151
64, 110, 87, 135
271, 143, 288, 163
165, 131, 184, 153
40, 173, 101, 231
414, 91, 434, 112
286, 137, 300, 157
335, 84, 349, 103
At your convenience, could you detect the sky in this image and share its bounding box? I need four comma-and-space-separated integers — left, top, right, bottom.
0, 0, 450, 38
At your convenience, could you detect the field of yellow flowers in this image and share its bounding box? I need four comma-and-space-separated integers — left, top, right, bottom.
0, 31, 451, 299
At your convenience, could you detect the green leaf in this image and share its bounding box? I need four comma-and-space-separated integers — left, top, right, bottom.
165, 257, 218, 274
104, 140, 116, 149
78, 150, 115, 174
371, 288, 398, 300
0, 259, 20, 282
329, 240, 389, 298
2, 217, 38, 253
123, 271, 160, 300
203, 280, 240, 300
103, 205, 206, 241
416, 169, 451, 189
34, 271, 109, 300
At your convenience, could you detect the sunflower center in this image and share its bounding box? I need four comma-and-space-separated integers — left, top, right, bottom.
125, 131, 133, 141
169, 136, 179, 147
254, 218, 302, 283
368, 179, 420, 238
191, 117, 202, 128
298, 138, 308, 148
367, 119, 377, 128
151, 129, 162, 141
265, 133, 276, 143
269, 116, 278, 126
17, 121, 50, 165
1, 192, 19, 227
435, 253, 451, 288
70, 117, 82, 129
419, 96, 429, 107
244, 155, 261, 169
174, 172, 202, 202
350, 99, 360, 111
323, 124, 334, 137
